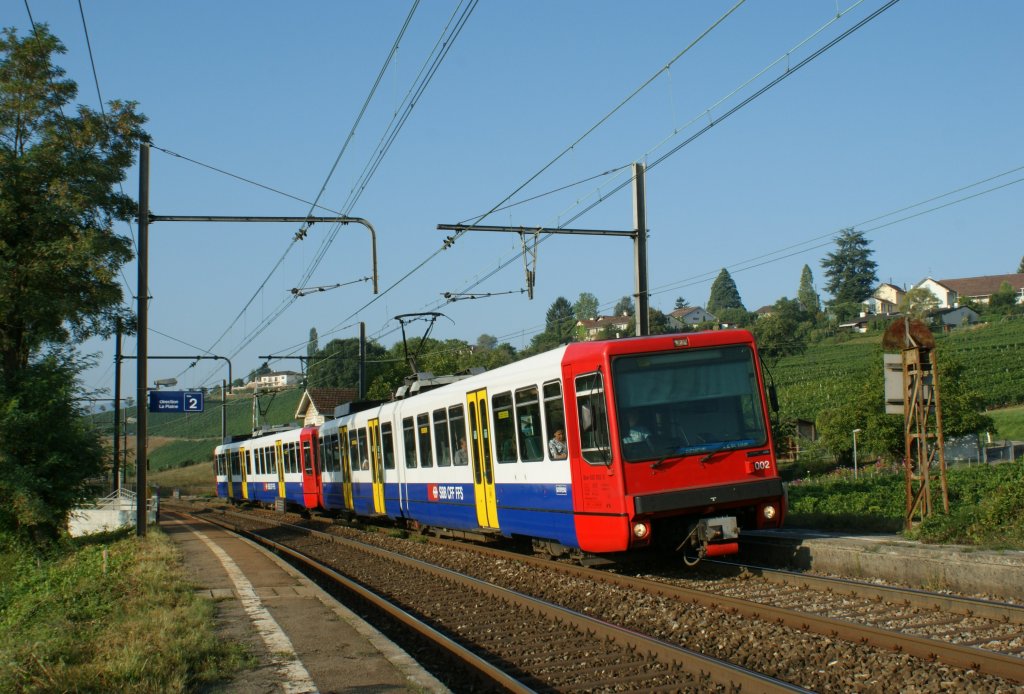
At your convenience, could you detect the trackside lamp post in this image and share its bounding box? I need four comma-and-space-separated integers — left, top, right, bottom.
852, 428, 862, 479
135, 142, 381, 536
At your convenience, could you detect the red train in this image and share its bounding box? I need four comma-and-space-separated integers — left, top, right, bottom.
216, 329, 786, 564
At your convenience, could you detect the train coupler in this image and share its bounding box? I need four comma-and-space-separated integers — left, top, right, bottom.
677, 516, 739, 566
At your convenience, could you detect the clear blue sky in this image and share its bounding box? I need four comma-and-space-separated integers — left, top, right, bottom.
4, 1, 1022, 400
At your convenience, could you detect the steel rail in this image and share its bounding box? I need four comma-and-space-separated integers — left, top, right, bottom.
455, 542, 1024, 684
709, 559, 1024, 624
180, 510, 534, 694
203, 509, 810, 693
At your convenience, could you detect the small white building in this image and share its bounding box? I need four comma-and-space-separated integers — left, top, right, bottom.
256, 371, 302, 389
667, 306, 716, 329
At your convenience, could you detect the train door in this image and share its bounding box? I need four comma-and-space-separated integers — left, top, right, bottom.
239, 446, 249, 500
275, 440, 285, 498
229, 451, 241, 499
300, 428, 322, 508
367, 419, 386, 514
466, 388, 499, 528
340, 426, 354, 510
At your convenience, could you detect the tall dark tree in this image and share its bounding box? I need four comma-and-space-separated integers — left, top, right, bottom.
707, 268, 745, 315
797, 264, 820, 314
613, 295, 634, 316
529, 297, 575, 353
1018, 255, 1024, 274
0, 25, 146, 541
674, 296, 688, 310
821, 229, 877, 316
306, 327, 318, 359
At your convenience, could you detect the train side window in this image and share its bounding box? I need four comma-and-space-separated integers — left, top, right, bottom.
575, 372, 611, 465
543, 380, 566, 461
288, 442, 297, 474
433, 408, 451, 467
348, 431, 361, 472
268, 446, 277, 475
332, 434, 342, 472
514, 386, 543, 463
448, 405, 468, 466
492, 391, 518, 463
356, 428, 370, 470
381, 422, 395, 470
230, 451, 239, 475
417, 413, 434, 468
246, 449, 254, 476
402, 417, 417, 468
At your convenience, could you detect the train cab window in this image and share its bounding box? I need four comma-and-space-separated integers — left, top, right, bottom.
302, 442, 313, 475
448, 405, 469, 466
514, 386, 544, 462
575, 372, 611, 465
356, 428, 370, 470
433, 409, 452, 467
417, 414, 434, 468
492, 392, 518, 463
543, 381, 566, 461
380, 422, 395, 470
402, 417, 417, 468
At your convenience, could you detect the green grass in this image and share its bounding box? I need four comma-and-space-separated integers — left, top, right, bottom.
0, 529, 251, 692
786, 460, 1024, 549
989, 405, 1024, 440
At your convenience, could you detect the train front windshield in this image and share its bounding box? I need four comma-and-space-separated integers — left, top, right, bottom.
612, 345, 768, 463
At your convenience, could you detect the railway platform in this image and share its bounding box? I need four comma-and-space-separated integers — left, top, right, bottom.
160, 512, 449, 694
741, 527, 1024, 601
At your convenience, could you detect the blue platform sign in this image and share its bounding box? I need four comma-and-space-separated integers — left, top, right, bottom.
149, 391, 204, 413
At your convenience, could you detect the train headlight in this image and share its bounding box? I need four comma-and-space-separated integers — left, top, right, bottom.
632, 521, 650, 539
762, 505, 777, 520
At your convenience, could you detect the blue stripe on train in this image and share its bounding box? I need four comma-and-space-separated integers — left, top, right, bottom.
347, 481, 579, 549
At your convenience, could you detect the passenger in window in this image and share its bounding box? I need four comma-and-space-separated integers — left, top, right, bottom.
454, 437, 469, 465
548, 429, 567, 460
623, 410, 650, 444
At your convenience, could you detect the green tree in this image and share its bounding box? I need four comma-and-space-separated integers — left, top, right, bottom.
475, 333, 498, 351
307, 337, 387, 388
752, 298, 809, 363
797, 264, 820, 315
707, 268, 745, 315
674, 296, 688, 310
0, 26, 146, 542
1018, 255, 1024, 273
573, 292, 599, 321
0, 26, 146, 380
821, 229, 877, 318
939, 356, 995, 437
613, 295, 634, 317
0, 354, 106, 542
987, 281, 1018, 315
899, 286, 940, 318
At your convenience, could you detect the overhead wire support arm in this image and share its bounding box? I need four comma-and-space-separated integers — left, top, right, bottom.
144, 214, 379, 294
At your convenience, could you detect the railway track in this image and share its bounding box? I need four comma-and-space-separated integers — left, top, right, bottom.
177, 508, 805, 692
171, 501, 1024, 691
